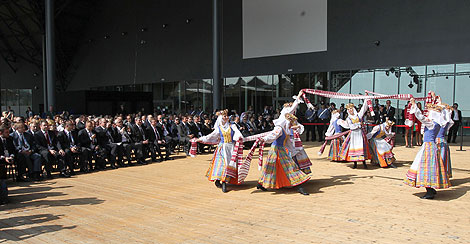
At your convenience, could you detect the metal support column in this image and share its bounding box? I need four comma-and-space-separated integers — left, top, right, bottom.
45, 0, 56, 111
212, 0, 222, 111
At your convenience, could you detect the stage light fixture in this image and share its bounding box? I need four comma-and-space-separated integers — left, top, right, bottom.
445, 76, 449, 79
432, 70, 436, 74
186, 18, 192, 24
385, 71, 389, 76
374, 40, 380, 46
141, 27, 147, 32
140, 40, 146, 45
33, 73, 38, 77
408, 81, 414, 88
162, 24, 168, 28
395, 71, 401, 78
121, 32, 128, 36
104, 35, 110, 39
390, 68, 395, 73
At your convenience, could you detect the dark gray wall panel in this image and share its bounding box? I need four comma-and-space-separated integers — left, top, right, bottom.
57, 0, 470, 89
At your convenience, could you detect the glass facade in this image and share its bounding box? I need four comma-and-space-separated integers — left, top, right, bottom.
0, 89, 33, 117
91, 62, 470, 134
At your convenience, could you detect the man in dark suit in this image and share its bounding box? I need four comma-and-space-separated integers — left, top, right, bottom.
34, 120, 70, 178
94, 118, 118, 169
11, 122, 42, 180
131, 117, 149, 164
177, 116, 192, 155
57, 121, 83, 175
448, 103, 462, 143
384, 100, 396, 122
190, 115, 204, 152
156, 115, 174, 152
147, 117, 171, 162
76, 115, 86, 131
114, 118, 145, 166
0, 124, 15, 204
168, 117, 179, 152
78, 121, 100, 171
304, 105, 318, 141
187, 116, 199, 139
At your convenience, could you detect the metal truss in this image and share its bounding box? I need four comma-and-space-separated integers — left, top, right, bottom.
0, 0, 42, 71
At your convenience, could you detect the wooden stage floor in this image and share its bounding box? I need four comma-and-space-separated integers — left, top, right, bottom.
1, 143, 469, 243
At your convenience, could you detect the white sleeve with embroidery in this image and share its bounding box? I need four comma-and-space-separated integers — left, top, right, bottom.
262, 126, 283, 144
366, 125, 380, 140
198, 128, 220, 144
358, 99, 370, 119
337, 119, 350, 130
410, 104, 434, 129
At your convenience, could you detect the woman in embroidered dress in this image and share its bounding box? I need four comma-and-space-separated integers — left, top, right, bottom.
436, 104, 453, 178
404, 97, 451, 199
257, 113, 310, 195
339, 100, 372, 169
324, 110, 345, 162
196, 109, 243, 193
367, 119, 396, 168
282, 90, 312, 174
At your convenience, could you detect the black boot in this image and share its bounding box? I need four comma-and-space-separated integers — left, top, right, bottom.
353, 162, 357, 169
420, 187, 436, 199
388, 163, 397, 168
297, 186, 309, 195
214, 180, 222, 188
221, 182, 227, 193
363, 161, 368, 169
256, 183, 268, 191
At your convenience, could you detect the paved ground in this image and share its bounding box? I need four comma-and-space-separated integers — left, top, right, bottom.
1, 143, 469, 243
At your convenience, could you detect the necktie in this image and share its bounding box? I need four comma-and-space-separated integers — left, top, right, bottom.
68, 132, 74, 145
20, 134, 25, 149
139, 126, 146, 140
2, 138, 8, 157
154, 127, 160, 140
45, 131, 51, 146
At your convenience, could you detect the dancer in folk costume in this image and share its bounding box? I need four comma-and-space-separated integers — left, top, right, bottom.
282, 90, 312, 174
339, 100, 372, 169
195, 109, 244, 193
257, 113, 310, 195
404, 96, 451, 199
436, 104, 453, 178
324, 110, 346, 161
366, 119, 397, 168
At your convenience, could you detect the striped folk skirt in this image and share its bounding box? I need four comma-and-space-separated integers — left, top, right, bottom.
293, 149, 312, 174
259, 145, 310, 189
328, 137, 343, 162
436, 137, 452, 178
340, 129, 371, 162
206, 142, 238, 184
369, 138, 395, 168
404, 141, 450, 189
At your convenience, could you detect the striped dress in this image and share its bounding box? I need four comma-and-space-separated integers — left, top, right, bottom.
367, 124, 395, 168
340, 116, 371, 162
328, 119, 344, 161
404, 121, 450, 189
259, 127, 310, 189
290, 127, 312, 174
436, 124, 452, 178
201, 124, 241, 184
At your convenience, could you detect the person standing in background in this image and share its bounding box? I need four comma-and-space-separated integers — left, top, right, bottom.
448, 103, 462, 143
317, 102, 330, 142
